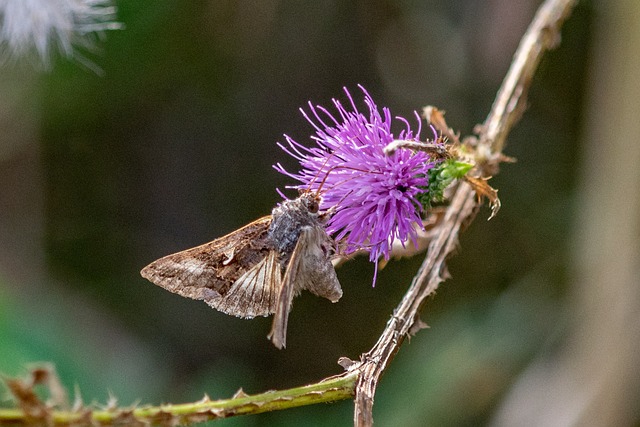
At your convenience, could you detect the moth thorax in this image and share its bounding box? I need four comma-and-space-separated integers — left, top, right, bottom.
268, 196, 320, 255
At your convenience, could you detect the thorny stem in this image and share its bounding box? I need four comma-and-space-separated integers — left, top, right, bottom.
351, 0, 577, 425
0, 372, 358, 426
0, 0, 577, 425
350, 186, 477, 425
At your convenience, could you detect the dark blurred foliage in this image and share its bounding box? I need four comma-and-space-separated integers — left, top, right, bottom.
0, 1, 600, 425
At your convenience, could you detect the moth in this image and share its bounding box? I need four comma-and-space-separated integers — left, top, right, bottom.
140, 192, 342, 349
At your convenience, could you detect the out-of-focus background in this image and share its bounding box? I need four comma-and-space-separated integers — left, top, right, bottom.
1, 1, 639, 426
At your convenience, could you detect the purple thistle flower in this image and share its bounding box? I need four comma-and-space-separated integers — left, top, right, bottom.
275, 86, 436, 282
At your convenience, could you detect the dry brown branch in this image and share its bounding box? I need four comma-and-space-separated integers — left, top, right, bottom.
348, 0, 578, 425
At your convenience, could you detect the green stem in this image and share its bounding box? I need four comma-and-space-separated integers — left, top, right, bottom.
0, 372, 358, 426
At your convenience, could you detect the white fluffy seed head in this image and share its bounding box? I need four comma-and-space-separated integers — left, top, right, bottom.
0, 0, 122, 68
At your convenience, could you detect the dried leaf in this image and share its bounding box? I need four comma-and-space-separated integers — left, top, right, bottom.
464, 176, 501, 219
6, 378, 47, 418
4, 365, 71, 421
40, 367, 68, 409
422, 106, 460, 143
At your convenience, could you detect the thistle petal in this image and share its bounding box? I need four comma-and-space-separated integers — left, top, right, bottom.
276, 87, 441, 283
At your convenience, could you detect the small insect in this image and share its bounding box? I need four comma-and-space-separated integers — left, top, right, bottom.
140, 191, 342, 349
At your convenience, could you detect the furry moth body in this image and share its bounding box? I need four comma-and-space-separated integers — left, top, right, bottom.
140, 192, 342, 349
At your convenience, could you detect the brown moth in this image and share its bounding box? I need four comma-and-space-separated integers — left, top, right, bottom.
140, 192, 342, 349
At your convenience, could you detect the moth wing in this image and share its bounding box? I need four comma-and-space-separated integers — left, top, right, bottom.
297, 225, 342, 302
267, 231, 305, 349
207, 249, 281, 318
267, 225, 342, 349
140, 216, 274, 316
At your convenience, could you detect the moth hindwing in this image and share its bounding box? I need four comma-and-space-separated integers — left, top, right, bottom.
140, 192, 342, 349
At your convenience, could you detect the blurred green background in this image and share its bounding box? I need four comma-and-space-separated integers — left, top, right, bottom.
2, 1, 639, 426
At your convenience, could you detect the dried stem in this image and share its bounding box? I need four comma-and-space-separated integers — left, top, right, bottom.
0, 0, 577, 425
351, 0, 577, 425
484, 0, 577, 153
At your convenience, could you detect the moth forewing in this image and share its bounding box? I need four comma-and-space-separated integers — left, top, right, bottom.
140, 216, 274, 316
209, 249, 281, 318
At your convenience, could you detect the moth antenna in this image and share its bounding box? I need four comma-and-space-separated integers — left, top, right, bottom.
303, 151, 381, 195
305, 150, 339, 195
315, 163, 384, 196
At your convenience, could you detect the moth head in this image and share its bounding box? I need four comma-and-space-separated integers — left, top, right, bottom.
297, 189, 321, 213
